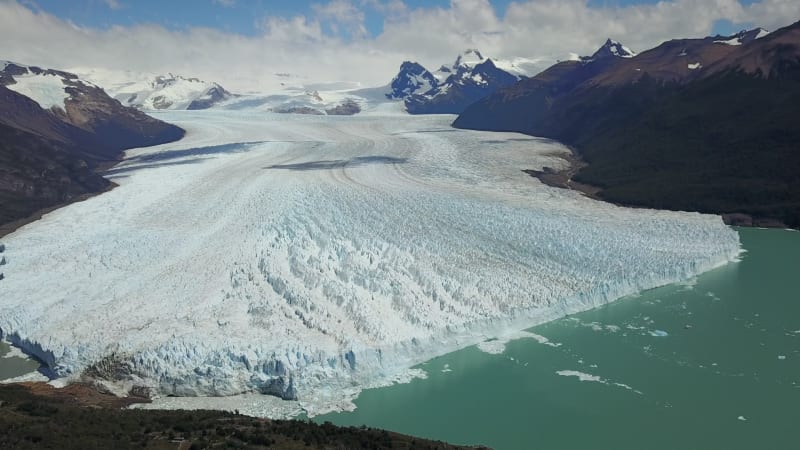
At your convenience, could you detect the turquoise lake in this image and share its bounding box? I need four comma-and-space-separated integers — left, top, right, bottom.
317, 228, 799, 449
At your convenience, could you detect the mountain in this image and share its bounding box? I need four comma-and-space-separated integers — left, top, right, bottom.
453, 24, 800, 227
386, 49, 526, 114
386, 61, 438, 99
711, 27, 770, 46
75, 70, 233, 110
0, 61, 184, 232
582, 38, 637, 61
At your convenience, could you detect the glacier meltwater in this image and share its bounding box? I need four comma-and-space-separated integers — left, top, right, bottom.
0, 107, 740, 417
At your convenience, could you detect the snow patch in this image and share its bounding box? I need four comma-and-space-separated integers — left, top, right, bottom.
5, 72, 70, 110
714, 37, 743, 46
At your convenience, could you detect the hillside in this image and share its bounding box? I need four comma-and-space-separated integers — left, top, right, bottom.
0, 383, 485, 449
453, 23, 800, 227
0, 61, 184, 232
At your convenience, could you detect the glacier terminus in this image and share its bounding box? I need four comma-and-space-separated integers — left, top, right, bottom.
0, 105, 741, 417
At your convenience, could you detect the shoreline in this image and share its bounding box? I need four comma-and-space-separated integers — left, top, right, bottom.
0, 156, 122, 239
0, 383, 483, 449
0, 181, 118, 239
524, 150, 795, 230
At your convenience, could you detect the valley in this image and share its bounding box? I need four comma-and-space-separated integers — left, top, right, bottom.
0, 107, 739, 418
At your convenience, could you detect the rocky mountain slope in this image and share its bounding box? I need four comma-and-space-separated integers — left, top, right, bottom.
454, 24, 800, 227
0, 61, 185, 231
387, 49, 526, 114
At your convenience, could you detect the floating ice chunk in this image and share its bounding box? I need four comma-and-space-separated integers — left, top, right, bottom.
688, 62, 702, 70
1, 345, 31, 360
649, 330, 669, 337
441, 364, 452, 373
738, 416, 747, 421
0, 371, 49, 384
556, 370, 603, 383
528, 332, 561, 348
476, 330, 560, 354
680, 278, 698, 290
556, 370, 643, 394
476, 339, 506, 355
778, 355, 786, 360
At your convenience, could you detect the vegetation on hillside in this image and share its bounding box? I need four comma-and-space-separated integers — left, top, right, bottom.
0, 384, 485, 449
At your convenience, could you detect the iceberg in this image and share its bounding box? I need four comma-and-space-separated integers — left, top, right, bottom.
0, 109, 740, 416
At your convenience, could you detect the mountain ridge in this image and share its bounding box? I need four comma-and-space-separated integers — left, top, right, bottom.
453, 24, 800, 227
386, 49, 528, 114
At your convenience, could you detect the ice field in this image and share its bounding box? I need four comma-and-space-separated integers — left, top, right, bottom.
0, 106, 741, 417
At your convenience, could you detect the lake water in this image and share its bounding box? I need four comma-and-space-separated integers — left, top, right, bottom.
0, 340, 40, 381
1, 228, 796, 448
317, 228, 799, 449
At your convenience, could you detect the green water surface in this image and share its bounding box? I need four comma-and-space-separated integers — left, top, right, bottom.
318, 228, 799, 449
0, 341, 41, 381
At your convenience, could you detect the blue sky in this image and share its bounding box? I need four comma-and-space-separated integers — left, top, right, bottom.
4, 0, 795, 91
25, 0, 758, 37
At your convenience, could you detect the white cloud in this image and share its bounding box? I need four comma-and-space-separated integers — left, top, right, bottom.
212, 0, 236, 7
102, 0, 123, 10
312, 0, 368, 38
361, 0, 407, 15
0, 0, 797, 93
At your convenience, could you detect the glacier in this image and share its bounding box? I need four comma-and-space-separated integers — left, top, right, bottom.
0, 105, 740, 417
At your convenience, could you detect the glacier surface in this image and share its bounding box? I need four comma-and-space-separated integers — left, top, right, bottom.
0, 106, 740, 417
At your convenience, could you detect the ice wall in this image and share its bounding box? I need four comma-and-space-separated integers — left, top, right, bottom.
0, 110, 740, 416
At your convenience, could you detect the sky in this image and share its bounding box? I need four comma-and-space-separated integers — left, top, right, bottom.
1, 0, 798, 92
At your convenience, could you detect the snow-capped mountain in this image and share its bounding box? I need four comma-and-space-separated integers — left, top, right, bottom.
581, 39, 636, 62
119, 74, 232, 110
454, 21, 800, 227
385, 61, 438, 99
1, 60, 96, 112
386, 49, 527, 114
434, 48, 486, 81
713, 27, 770, 46
74, 69, 233, 110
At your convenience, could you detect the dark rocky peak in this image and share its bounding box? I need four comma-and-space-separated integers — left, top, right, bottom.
386, 61, 438, 99
398, 61, 429, 74
448, 58, 517, 87
711, 27, 770, 46
453, 49, 485, 68
584, 39, 636, 62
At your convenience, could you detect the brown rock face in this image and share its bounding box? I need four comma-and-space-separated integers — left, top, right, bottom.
454, 22, 800, 228
0, 62, 185, 233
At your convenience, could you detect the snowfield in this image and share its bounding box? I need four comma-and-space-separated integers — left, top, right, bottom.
4, 69, 70, 110
0, 106, 740, 417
